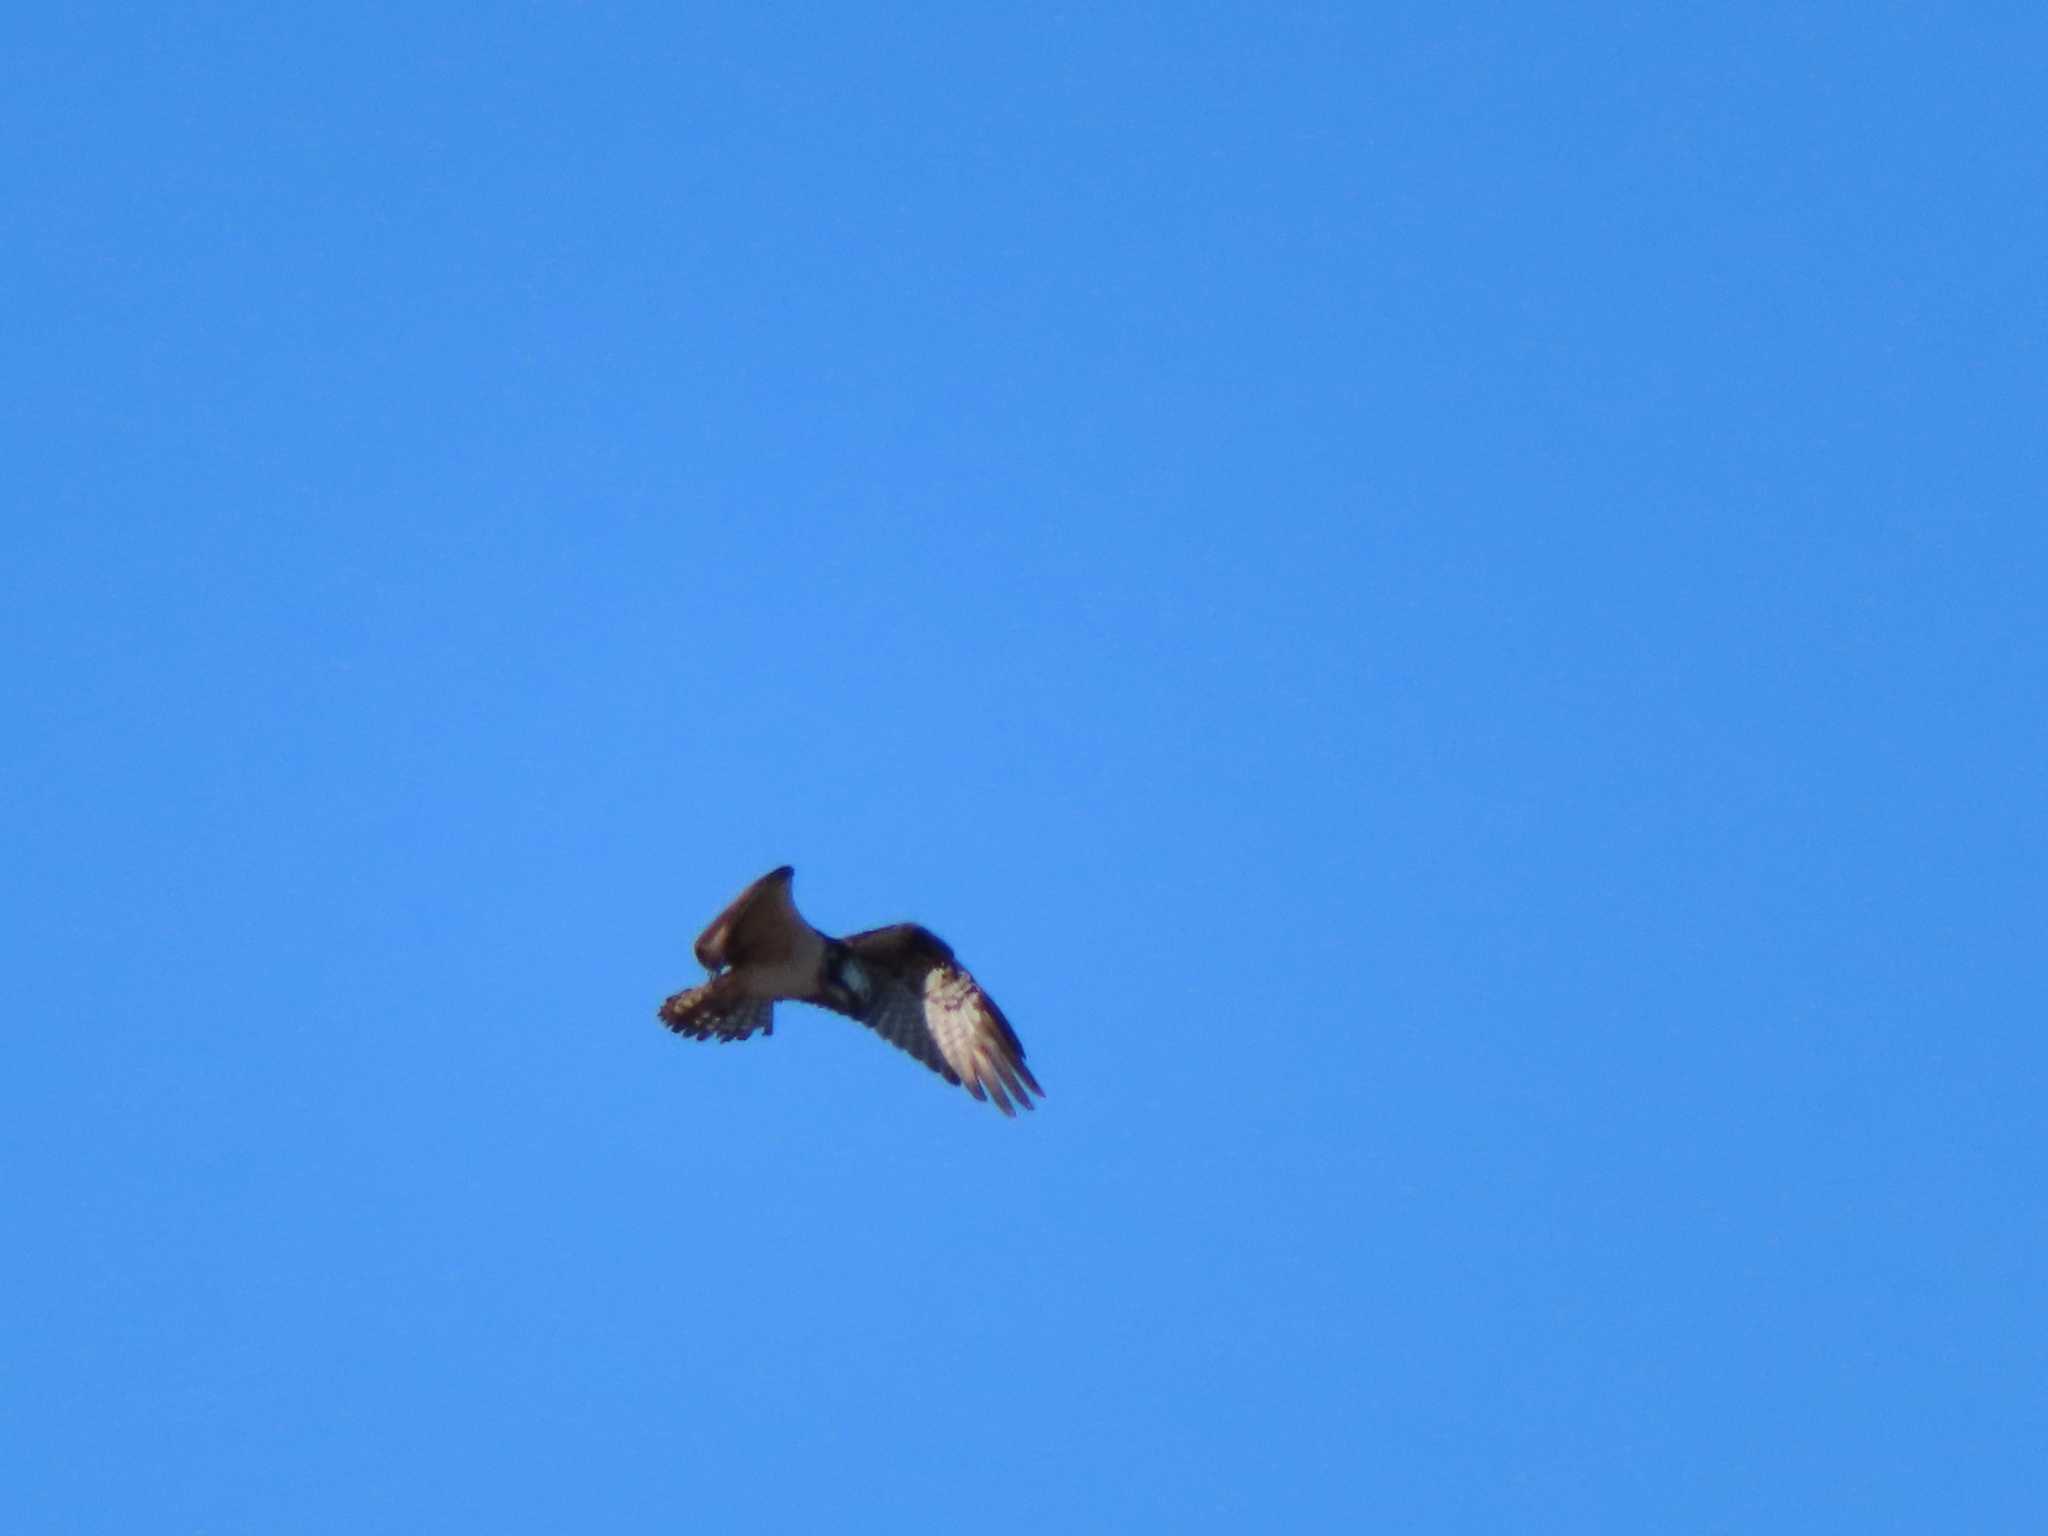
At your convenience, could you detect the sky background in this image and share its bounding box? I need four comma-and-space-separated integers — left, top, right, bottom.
5, 5, 2045, 1531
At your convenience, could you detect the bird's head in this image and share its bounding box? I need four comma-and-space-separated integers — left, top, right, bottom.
820, 940, 874, 1014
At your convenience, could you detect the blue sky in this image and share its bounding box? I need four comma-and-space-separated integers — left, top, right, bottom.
6, 5, 2044, 1530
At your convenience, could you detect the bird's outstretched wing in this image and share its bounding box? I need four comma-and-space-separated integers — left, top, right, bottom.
657, 974, 776, 1042
829, 925, 1043, 1115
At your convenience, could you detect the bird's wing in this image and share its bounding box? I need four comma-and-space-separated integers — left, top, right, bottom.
693, 864, 800, 971
831, 924, 1043, 1115
658, 973, 776, 1042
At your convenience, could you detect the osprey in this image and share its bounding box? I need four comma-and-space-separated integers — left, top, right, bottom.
657, 866, 1044, 1115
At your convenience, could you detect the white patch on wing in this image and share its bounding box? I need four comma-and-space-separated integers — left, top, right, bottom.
922, 965, 986, 1077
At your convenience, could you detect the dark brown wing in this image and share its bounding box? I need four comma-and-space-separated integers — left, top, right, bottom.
829, 924, 1043, 1116
657, 973, 775, 1042
693, 865, 800, 971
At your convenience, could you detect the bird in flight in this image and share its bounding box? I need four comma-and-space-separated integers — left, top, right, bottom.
657, 866, 1044, 1115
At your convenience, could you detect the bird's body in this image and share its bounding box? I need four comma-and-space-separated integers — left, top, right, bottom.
658, 866, 1043, 1115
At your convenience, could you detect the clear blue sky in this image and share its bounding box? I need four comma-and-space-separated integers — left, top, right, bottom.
6, 6, 2044, 1531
